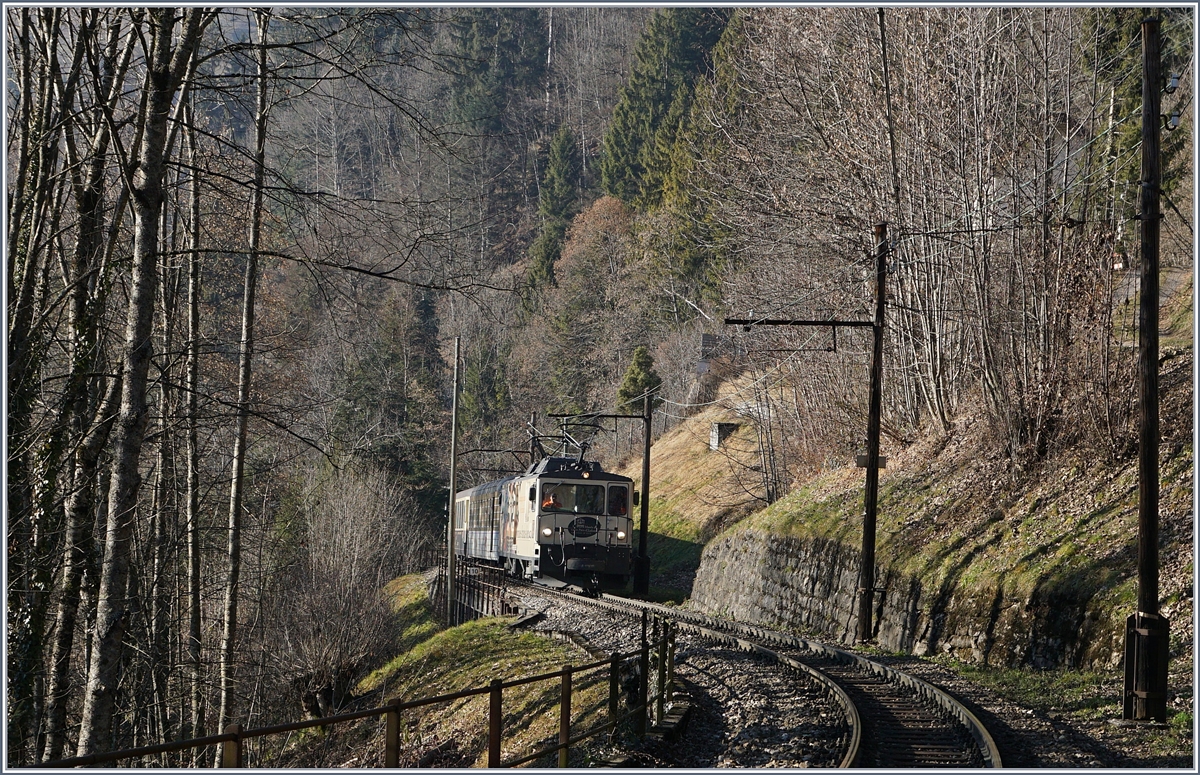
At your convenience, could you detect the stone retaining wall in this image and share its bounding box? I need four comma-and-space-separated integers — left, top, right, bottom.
690, 529, 1124, 669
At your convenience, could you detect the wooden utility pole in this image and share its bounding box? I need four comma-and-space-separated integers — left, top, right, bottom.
446, 337, 460, 625
724, 223, 889, 643
855, 223, 888, 644
1124, 16, 1168, 723
635, 396, 652, 594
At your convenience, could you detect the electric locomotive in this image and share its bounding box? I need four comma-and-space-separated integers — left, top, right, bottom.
452, 455, 636, 587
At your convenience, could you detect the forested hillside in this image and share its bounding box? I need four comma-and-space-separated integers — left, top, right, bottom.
5, 6, 1192, 766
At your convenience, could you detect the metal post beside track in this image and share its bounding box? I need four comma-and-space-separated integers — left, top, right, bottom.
666, 624, 676, 707
637, 640, 649, 737
635, 396, 652, 593
608, 652, 620, 739
656, 626, 667, 724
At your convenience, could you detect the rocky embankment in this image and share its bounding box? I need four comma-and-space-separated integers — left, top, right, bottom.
691, 530, 1127, 669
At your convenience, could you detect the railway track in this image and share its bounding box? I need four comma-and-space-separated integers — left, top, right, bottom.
517, 580, 1002, 768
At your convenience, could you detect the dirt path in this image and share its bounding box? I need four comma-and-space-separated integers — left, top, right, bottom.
1113, 264, 1192, 308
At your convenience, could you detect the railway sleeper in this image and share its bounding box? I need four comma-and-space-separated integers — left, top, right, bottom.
519, 583, 999, 768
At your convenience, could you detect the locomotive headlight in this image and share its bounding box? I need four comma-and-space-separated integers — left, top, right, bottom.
542, 527, 553, 537
616, 530, 626, 540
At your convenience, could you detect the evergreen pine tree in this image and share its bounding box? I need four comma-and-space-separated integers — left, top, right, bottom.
541, 125, 581, 221
450, 8, 549, 264
599, 8, 729, 207
1086, 8, 1191, 211
638, 87, 691, 210
526, 228, 563, 294
334, 288, 446, 519
650, 12, 744, 310
617, 346, 663, 412
460, 342, 511, 436
452, 8, 547, 133
526, 125, 582, 298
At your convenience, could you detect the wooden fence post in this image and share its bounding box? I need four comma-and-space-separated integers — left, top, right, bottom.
221, 723, 243, 768
559, 666, 572, 767
385, 701, 401, 768
488, 679, 503, 767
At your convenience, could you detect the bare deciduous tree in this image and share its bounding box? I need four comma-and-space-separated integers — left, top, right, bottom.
270, 466, 420, 719
76, 8, 208, 757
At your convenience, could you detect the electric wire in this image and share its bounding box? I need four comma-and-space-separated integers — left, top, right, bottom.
893, 110, 1144, 245
647, 15, 1184, 421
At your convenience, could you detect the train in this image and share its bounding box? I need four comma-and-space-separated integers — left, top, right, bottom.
452, 455, 637, 587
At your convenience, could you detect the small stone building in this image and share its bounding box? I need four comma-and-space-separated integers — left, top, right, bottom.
710, 422, 739, 450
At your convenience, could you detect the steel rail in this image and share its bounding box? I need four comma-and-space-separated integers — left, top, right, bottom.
671, 617, 862, 769
599, 589, 1001, 766
521, 580, 1002, 768
518, 583, 859, 767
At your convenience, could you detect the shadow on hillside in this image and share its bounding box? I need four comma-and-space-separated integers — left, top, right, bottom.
646, 532, 704, 599
918, 530, 1004, 653
914, 534, 1130, 667
891, 474, 1139, 667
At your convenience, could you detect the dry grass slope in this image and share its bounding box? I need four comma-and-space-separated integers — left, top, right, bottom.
617, 381, 770, 597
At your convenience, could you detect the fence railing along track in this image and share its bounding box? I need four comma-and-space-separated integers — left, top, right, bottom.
36, 624, 675, 769
432, 556, 516, 625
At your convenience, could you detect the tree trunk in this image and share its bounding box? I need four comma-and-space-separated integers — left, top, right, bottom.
40, 15, 139, 761
7, 9, 95, 762
148, 232, 176, 749
216, 9, 270, 737
183, 96, 205, 752
41, 377, 121, 763
75, 8, 205, 756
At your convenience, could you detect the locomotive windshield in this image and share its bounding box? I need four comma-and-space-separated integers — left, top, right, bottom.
541, 483, 605, 515
607, 485, 629, 516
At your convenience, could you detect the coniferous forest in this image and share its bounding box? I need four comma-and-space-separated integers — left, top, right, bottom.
5, 7, 1193, 765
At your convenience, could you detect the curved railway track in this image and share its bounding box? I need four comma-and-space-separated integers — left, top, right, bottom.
518, 580, 1002, 768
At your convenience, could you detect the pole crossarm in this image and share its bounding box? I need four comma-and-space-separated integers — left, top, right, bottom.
548, 412, 645, 420
460, 448, 529, 455
723, 225, 889, 645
